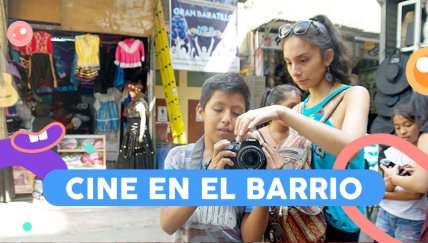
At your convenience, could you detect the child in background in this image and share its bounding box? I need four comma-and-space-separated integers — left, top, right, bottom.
377, 103, 427, 242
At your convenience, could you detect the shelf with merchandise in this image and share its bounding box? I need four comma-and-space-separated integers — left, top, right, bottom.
57, 134, 106, 169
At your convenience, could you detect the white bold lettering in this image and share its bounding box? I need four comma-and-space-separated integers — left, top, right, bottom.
289, 178, 308, 199
310, 178, 328, 199
169, 177, 189, 199
66, 177, 84, 200
202, 178, 218, 200
340, 177, 362, 200
121, 177, 138, 200
150, 178, 166, 199
247, 178, 265, 199
266, 178, 287, 199
220, 178, 235, 199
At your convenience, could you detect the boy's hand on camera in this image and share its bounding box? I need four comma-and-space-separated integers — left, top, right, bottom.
210, 140, 236, 169
262, 142, 283, 169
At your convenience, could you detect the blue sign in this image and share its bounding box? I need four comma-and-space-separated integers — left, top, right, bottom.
44, 169, 384, 206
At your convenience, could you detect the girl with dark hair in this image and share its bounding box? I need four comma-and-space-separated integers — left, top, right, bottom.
118, 82, 154, 169
256, 84, 301, 153
381, 92, 428, 242
376, 103, 427, 242
235, 15, 370, 242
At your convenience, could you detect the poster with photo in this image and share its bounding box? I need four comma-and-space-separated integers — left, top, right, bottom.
169, 0, 239, 73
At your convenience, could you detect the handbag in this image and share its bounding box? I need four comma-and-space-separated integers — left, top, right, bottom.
264, 89, 347, 242
265, 205, 327, 243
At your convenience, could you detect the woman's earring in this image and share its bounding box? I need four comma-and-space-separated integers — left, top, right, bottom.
325, 66, 333, 82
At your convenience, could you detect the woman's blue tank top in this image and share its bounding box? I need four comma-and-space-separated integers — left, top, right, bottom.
302, 85, 366, 233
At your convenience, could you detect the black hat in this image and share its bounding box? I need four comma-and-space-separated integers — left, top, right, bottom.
375, 51, 409, 95
374, 88, 413, 117
369, 115, 394, 134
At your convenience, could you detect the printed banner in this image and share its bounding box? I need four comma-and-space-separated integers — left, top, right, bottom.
169, 0, 239, 73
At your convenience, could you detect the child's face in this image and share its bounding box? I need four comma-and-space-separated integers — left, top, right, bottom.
278, 91, 301, 109
198, 90, 246, 145
393, 114, 420, 145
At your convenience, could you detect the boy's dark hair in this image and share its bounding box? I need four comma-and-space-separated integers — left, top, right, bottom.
391, 103, 415, 123
199, 74, 251, 111
35, 102, 51, 118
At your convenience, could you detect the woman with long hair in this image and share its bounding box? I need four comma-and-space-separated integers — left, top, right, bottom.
235, 15, 370, 242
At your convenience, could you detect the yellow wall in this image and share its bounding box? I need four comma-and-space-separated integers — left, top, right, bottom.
155, 70, 202, 142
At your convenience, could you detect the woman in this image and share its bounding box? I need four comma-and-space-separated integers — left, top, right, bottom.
377, 103, 427, 242
381, 93, 428, 242
235, 15, 370, 242
118, 83, 154, 169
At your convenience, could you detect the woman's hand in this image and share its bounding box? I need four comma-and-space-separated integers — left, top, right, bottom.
400, 163, 415, 175
262, 142, 283, 169
208, 140, 236, 169
380, 163, 400, 177
235, 105, 287, 142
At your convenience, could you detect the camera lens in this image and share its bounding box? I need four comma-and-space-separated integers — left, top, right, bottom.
237, 145, 265, 169
242, 151, 258, 166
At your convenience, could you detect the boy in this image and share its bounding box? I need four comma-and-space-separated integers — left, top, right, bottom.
160, 74, 269, 242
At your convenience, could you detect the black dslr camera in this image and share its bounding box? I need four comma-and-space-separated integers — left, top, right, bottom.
223, 138, 266, 169
380, 159, 411, 176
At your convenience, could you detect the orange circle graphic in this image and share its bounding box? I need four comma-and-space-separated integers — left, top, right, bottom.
406, 47, 428, 95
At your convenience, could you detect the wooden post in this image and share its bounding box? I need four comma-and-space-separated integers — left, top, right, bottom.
0, 108, 15, 202
0, 0, 15, 202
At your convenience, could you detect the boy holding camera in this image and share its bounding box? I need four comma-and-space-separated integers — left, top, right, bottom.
160, 74, 270, 242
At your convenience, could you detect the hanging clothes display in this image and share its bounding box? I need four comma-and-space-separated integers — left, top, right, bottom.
114, 65, 124, 89
75, 34, 100, 67
28, 52, 57, 94
75, 34, 100, 94
114, 38, 145, 68
52, 41, 79, 91
19, 31, 53, 55
93, 88, 121, 132
118, 97, 154, 169
95, 44, 117, 93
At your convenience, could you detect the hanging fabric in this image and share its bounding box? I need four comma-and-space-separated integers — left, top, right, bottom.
19, 31, 53, 55
114, 38, 145, 68
75, 34, 100, 93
